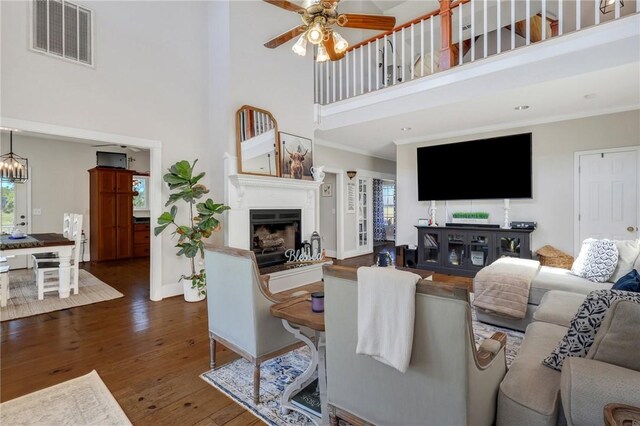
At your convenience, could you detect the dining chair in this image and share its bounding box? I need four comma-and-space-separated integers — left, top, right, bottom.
32, 213, 73, 269
35, 214, 83, 300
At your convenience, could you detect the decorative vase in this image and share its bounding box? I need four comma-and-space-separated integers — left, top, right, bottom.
449, 249, 459, 266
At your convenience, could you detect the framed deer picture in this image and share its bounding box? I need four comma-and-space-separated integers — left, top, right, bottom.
279, 132, 313, 180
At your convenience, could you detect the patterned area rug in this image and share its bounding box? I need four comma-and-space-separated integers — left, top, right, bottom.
0, 370, 131, 425
1, 269, 123, 321
201, 314, 524, 426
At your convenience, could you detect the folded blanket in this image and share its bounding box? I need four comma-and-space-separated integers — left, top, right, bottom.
473, 258, 540, 319
356, 266, 421, 373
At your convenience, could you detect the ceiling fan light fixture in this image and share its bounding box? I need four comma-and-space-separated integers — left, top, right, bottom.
307, 22, 324, 45
292, 34, 308, 56
316, 44, 330, 62
333, 31, 348, 53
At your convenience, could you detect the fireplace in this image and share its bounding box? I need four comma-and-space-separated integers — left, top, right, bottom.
250, 209, 301, 268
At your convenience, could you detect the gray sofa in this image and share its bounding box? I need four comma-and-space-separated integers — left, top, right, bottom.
476, 251, 640, 331
497, 291, 640, 425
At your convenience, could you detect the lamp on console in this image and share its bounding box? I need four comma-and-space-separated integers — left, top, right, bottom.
346, 170, 357, 180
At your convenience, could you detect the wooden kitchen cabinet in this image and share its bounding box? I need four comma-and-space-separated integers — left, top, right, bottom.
89, 167, 136, 261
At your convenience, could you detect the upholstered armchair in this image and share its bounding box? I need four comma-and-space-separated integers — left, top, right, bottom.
323, 265, 508, 426
204, 245, 303, 404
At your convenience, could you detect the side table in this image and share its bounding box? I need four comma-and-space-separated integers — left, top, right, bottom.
271, 295, 326, 426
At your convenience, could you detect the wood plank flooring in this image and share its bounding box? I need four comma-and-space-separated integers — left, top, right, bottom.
1, 253, 472, 425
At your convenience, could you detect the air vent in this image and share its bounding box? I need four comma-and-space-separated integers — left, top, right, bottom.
32, 0, 93, 65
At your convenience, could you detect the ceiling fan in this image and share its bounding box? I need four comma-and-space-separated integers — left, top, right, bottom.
92, 143, 141, 153
263, 0, 396, 62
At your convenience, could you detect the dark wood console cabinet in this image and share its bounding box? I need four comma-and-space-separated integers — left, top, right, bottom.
415, 225, 534, 277
89, 167, 135, 261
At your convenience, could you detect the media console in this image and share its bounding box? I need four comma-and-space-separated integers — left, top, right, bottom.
415, 225, 534, 277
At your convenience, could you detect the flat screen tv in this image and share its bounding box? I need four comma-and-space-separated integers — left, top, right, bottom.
417, 133, 532, 201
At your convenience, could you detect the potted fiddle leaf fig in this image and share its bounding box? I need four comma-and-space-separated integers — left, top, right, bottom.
154, 160, 229, 302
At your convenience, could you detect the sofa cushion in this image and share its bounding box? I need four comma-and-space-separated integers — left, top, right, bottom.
586, 300, 640, 371
530, 266, 612, 305
612, 269, 640, 293
543, 290, 640, 371
533, 291, 586, 328
571, 239, 618, 283
610, 240, 640, 283
498, 322, 566, 422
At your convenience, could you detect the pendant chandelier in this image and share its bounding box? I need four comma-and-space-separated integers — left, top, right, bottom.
0, 130, 29, 183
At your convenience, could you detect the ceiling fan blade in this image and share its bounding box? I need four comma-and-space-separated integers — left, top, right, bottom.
264, 25, 307, 48
338, 14, 396, 31
263, 0, 305, 13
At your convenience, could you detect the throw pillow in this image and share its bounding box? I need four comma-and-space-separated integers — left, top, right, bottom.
542, 289, 640, 371
612, 269, 640, 293
571, 239, 618, 283
609, 240, 640, 283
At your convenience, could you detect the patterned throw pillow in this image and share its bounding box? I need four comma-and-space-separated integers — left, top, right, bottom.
543, 289, 640, 371
571, 239, 619, 283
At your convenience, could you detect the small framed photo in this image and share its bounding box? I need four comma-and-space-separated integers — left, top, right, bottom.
346, 182, 356, 213
418, 218, 429, 226
280, 132, 313, 180
321, 183, 333, 197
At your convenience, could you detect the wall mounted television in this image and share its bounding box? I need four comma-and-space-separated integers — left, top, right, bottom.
417, 133, 532, 201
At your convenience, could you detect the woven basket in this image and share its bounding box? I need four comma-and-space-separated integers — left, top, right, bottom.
536, 245, 574, 270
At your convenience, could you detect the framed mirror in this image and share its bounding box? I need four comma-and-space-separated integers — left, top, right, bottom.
236, 105, 280, 177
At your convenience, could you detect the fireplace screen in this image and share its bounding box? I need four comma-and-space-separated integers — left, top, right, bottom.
250, 209, 301, 268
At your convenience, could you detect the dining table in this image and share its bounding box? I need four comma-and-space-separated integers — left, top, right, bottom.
0, 233, 75, 298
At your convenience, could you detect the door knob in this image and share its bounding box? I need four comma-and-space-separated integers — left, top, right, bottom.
628, 226, 637, 232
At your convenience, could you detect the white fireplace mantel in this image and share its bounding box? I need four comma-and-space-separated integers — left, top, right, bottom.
228, 174, 322, 208
223, 154, 322, 253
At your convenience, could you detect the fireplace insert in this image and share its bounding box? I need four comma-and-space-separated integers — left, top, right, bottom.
249, 209, 301, 268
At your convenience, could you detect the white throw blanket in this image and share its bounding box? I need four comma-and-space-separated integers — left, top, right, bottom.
356, 266, 421, 373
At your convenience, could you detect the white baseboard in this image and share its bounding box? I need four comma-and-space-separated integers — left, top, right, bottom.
161, 282, 184, 299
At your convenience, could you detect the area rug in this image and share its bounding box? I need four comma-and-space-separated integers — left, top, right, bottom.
201, 317, 524, 426
1, 269, 124, 322
0, 370, 131, 425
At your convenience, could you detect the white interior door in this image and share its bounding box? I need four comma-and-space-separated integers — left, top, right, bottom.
1, 180, 30, 269
577, 148, 639, 251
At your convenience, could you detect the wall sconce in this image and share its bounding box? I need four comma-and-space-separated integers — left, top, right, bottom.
346, 170, 357, 180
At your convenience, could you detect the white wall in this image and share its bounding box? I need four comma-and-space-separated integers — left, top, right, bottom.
1, 1, 215, 297
396, 110, 640, 255
0, 133, 150, 259
319, 172, 337, 255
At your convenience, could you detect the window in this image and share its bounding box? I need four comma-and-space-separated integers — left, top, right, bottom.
132, 176, 148, 211
383, 182, 395, 241
32, 0, 93, 65
0, 181, 16, 234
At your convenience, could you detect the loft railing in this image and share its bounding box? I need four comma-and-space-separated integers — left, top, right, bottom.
314, 0, 639, 105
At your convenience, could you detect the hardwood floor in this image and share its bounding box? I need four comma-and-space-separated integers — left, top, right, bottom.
1, 258, 253, 425
1, 251, 472, 425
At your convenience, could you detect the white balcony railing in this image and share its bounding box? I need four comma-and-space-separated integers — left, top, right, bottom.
314, 0, 639, 105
